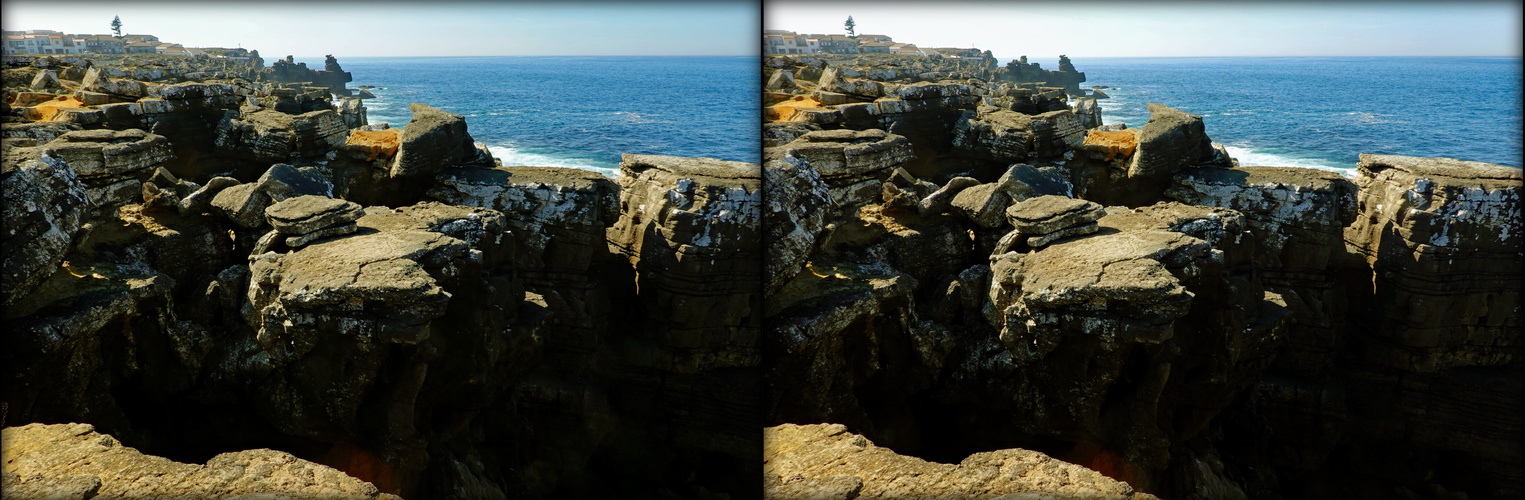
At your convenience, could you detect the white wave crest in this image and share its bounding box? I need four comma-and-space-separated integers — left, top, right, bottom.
486, 145, 618, 178
1222, 145, 1354, 177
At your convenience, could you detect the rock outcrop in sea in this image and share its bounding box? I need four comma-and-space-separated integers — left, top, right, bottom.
763, 51, 1522, 500
3, 52, 760, 499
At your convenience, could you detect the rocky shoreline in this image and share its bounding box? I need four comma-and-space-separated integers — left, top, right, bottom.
3, 53, 760, 498
1, 46, 1518, 500
762, 53, 1520, 499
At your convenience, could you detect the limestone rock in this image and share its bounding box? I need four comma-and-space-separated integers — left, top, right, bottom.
1128, 103, 1214, 179
210, 182, 272, 229
389, 103, 476, 179
257, 163, 335, 202
1006, 195, 1106, 235
780, 129, 912, 208
177, 176, 240, 216
764, 151, 833, 296
41, 129, 173, 183
766, 70, 799, 92
214, 109, 348, 163
1166, 166, 1358, 374
765, 423, 1154, 500
608, 154, 761, 370
29, 70, 62, 91
1343, 154, 1521, 372
1074, 96, 1102, 129
1, 153, 88, 308
951, 109, 1035, 163
1, 423, 394, 499
950, 164, 1072, 229
264, 195, 365, 236
428, 165, 617, 275
918, 176, 980, 216
818, 68, 884, 99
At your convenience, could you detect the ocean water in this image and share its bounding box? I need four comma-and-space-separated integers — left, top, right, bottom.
1057, 57, 1523, 174
299, 56, 759, 177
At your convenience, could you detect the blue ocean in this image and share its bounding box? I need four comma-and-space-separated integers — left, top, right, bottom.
298, 56, 759, 177
1054, 57, 1523, 173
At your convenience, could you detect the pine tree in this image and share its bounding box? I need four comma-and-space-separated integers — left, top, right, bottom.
111, 16, 122, 38
844, 16, 856, 37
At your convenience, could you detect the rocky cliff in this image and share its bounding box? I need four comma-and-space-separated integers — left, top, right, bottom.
4, 53, 761, 500
761, 51, 1522, 500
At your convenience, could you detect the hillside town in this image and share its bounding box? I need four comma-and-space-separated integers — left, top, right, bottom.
3, 29, 252, 60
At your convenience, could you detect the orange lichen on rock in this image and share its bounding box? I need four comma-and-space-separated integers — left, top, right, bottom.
346, 128, 401, 161
29, 95, 89, 122
765, 95, 825, 123
1083, 129, 1139, 162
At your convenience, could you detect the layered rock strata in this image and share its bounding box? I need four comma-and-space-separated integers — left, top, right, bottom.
2, 423, 396, 500
765, 423, 1157, 500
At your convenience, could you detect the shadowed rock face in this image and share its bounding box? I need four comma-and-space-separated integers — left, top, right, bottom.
2, 153, 89, 309
2, 423, 397, 500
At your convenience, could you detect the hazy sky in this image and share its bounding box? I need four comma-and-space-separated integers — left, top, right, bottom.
767, 1, 1523, 59
1, 1, 758, 57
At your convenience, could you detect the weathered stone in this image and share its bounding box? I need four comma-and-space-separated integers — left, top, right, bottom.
41, 129, 173, 182
1343, 154, 1521, 372
1005, 195, 1106, 235
608, 154, 761, 370
1128, 103, 1214, 179
140, 180, 180, 209
1, 423, 394, 499
1, 153, 88, 308
256, 163, 334, 202
818, 68, 884, 98
264, 195, 364, 235
1074, 96, 1102, 129
285, 221, 358, 247
766, 70, 799, 92
214, 109, 347, 163
80, 68, 149, 99
1081, 128, 1141, 163
1026, 221, 1100, 247
177, 176, 240, 216
781, 129, 913, 209
29, 70, 62, 91
428, 165, 617, 275
765, 423, 1153, 500
764, 151, 834, 296
389, 103, 476, 179
210, 182, 272, 229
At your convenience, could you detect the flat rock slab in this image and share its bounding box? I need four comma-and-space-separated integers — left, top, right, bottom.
1006, 195, 1105, 235
764, 423, 1154, 500
1, 423, 395, 499
264, 195, 364, 235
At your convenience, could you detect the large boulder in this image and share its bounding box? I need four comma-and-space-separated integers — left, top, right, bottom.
214, 109, 348, 164
779, 129, 913, 209
389, 103, 477, 179
1128, 103, 1214, 179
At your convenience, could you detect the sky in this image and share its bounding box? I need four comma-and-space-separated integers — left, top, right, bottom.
1, 1, 759, 57
766, 1, 1523, 60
